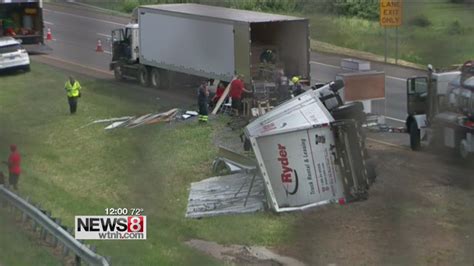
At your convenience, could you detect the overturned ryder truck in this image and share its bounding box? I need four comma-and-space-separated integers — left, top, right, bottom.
245, 81, 375, 212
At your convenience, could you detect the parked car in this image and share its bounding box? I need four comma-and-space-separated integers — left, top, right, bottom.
0, 37, 30, 72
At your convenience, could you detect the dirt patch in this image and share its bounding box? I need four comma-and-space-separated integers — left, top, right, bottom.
185, 239, 305, 266
276, 141, 474, 265
208, 119, 474, 265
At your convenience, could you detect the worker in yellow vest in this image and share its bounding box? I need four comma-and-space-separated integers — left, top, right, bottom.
64, 76, 82, 114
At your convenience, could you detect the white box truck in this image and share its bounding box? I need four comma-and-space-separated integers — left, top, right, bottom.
0, 0, 48, 53
245, 81, 374, 212
110, 4, 310, 88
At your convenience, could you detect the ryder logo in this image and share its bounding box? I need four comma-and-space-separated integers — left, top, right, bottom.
277, 144, 299, 195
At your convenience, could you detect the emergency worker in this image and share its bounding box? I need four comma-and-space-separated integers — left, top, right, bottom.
65, 76, 82, 114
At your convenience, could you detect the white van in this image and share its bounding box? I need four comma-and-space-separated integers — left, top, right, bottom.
0, 37, 30, 72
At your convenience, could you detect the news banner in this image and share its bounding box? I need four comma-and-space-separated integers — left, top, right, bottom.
75, 208, 146, 240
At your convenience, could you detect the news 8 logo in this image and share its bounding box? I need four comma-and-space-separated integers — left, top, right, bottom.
128, 216, 144, 232
75, 216, 147, 240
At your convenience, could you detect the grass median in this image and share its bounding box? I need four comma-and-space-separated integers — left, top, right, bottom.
0, 62, 295, 265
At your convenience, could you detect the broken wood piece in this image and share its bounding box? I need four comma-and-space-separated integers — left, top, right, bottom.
212, 77, 236, 115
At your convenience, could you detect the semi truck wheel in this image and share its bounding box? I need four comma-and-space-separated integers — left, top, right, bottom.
459, 139, 471, 159
331, 102, 365, 123
138, 66, 150, 87
409, 122, 421, 151
150, 68, 161, 89
114, 65, 124, 81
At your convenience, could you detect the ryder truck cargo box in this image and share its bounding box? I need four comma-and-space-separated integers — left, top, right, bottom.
245, 81, 373, 212
110, 3, 310, 88
0, 0, 48, 53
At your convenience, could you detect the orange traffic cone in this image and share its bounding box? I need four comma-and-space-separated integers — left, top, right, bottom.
96, 40, 103, 52
46, 28, 52, 41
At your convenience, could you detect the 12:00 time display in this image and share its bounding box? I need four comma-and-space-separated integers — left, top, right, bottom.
105, 208, 144, 216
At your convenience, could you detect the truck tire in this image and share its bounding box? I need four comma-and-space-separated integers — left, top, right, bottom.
331, 102, 365, 123
365, 159, 376, 185
138, 66, 150, 87
150, 68, 161, 89
114, 65, 124, 81
459, 139, 471, 159
409, 122, 421, 151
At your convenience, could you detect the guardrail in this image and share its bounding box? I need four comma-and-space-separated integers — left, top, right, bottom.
0, 185, 110, 266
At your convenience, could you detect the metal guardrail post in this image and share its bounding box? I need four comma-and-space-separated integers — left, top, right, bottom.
22, 197, 30, 223
53, 218, 61, 248
0, 185, 110, 266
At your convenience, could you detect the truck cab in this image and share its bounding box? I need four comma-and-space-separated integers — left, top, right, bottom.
406, 61, 474, 158
110, 24, 142, 80
111, 23, 139, 63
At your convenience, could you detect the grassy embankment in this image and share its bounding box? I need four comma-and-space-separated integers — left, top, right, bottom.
0, 208, 61, 266
78, 0, 474, 67
0, 62, 295, 265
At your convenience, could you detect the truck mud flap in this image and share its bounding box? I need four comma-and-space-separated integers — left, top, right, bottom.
331, 119, 371, 202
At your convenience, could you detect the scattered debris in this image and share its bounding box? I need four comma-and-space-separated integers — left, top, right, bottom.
186, 146, 263, 218
185, 111, 199, 116
185, 239, 306, 266
75, 116, 134, 130
363, 115, 406, 133
80, 109, 180, 131
185, 173, 265, 218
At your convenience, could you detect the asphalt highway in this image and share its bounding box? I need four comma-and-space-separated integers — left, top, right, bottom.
40, 2, 426, 125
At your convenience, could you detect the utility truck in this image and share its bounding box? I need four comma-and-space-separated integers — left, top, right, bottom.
406, 60, 474, 159
110, 3, 310, 88
0, 0, 47, 53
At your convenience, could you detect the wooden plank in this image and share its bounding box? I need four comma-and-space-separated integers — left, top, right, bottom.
211, 78, 235, 115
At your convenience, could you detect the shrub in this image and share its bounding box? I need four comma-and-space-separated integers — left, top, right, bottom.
322, 0, 379, 21
408, 15, 432, 27
122, 0, 140, 13
447, 20, 464, 35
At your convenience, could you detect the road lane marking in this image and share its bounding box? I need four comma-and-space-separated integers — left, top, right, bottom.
385, 76, 405, 82
43, 8, 126, 26
97, 33, 111, 38
103, 50, 112, 55
44, 21, 54, 25
310, 60, 407, 82
40, 55, 113, 76
367, 137, 408, 150
385, 116, 406, 123
310, 60, 339, 69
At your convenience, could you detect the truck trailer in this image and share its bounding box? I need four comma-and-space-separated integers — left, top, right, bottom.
0, 0, 47, 53
110, 4, 310, 88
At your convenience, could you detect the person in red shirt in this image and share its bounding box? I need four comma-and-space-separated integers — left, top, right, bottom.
3, 144, 21, 190
211, 82, 226, 108
229, 74, 251, 115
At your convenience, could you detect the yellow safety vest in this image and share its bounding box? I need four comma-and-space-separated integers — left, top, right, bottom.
65, 81, 81, 97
